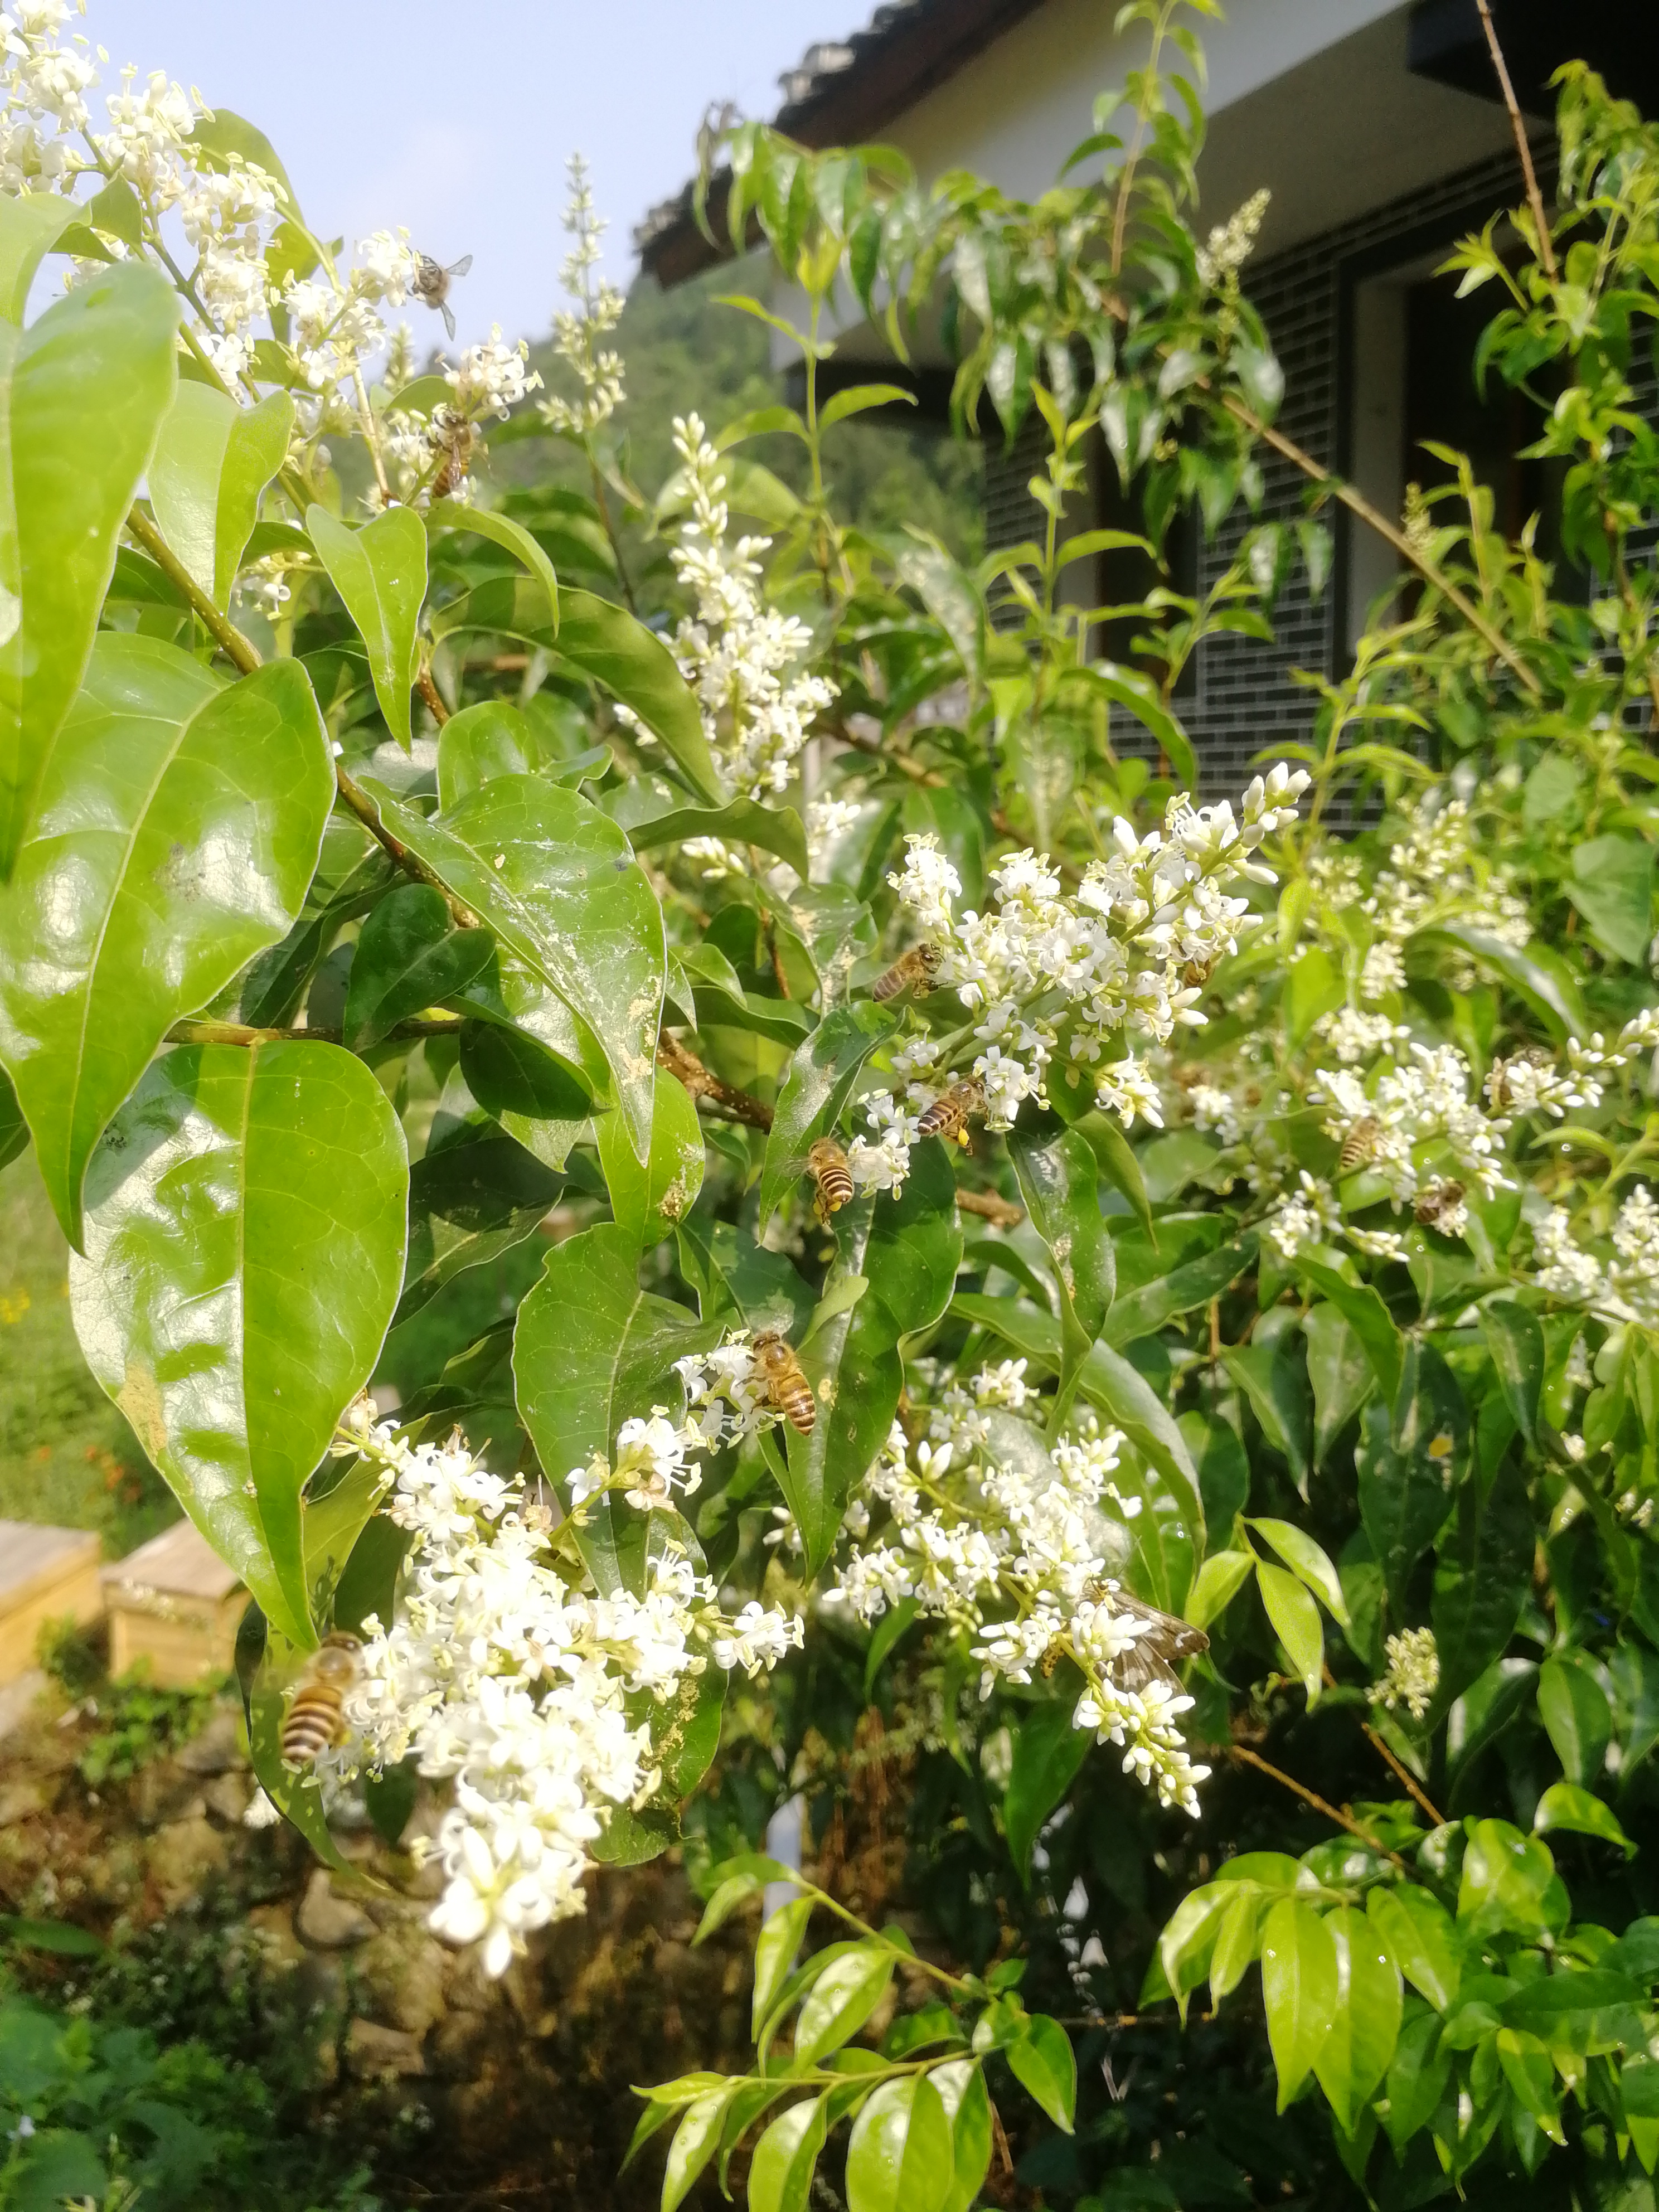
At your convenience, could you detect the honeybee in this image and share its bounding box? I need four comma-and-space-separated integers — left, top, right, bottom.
1338, 1116, 1382, 1174
429, 411, 477, 501
413, 251, 473, 340
917, 1078, 986, 1146
1180, 952, 1221, 991
279, 1632, 362, 1768
1414, 1177, 1466, 1229
751, 1330, 816, 1434
1486, 1047, 1553, 1111
872, 942, 942, 1002
805, 1137, 854, 1222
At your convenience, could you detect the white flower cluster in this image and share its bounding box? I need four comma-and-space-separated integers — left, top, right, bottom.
1195, 188, 1270, 289
1361, 795, 1531, 958
539, 153, 625, 438
332, 1411, 800, 1981
654, 413, 837, 799
824, 1376, 1210, 1817
1369, 1626, 1439, 1724
0, 2, 97, 194
1531, 1181, 1659, 1327
855, 768, 1309, 1192
445, 323, 540, 421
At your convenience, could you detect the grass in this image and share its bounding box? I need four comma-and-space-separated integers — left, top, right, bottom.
0, 1147, 177, 1557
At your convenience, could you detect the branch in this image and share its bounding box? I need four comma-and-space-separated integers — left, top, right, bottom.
1362, 1720, 1445, 1828
1218, 395, 1542, 696
957, 1187, 1025, 1227
657, 1033, 775, 1132
1475, 0, 1558, 283
333, 765, 479, 929
1228, 1744, 1408, 1869
417, 666, 451, 726
125, 507, 260, 676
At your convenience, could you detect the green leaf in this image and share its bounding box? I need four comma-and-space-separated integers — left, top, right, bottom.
1418, 922, 1589, 1044
1257, 1559, 1324, 1703
1076, 659, 1197, 789
436, 699, 542, 810
759, 1002, 898, 1229
676, 1214, 817, 1341
1481, 1299, 1544, 1447
794, 1944, 896, 2066
149, 384, 293, 608
1186, 1548, 1255, 1631
1624, 2055, 1659, 2174
1532, 1781, 1632, 1852
1296, 1258, 1401, 1404
662, 2085, 735, 2212
749, 2095, 828, 2212
306, 504, 426, 751
1006, 2014, 1076, 2132
1303, 1304, 1375, 1466
782, 1144, 961, 1572
1382, 2009, 1450, 2155
1103, 1234, 1256, 1348
70, 1041, 407, 1647
1355, 1372, 1459, 1618
1456, 1820, 1559, 1940
1010, 1124, 1114, 1420
0, 261, 179, 878
556, 586, 721, 804
513, 1222, 719, 1590
1537, 1653, 1612, 1787
0, 191, 79, 321
188, 107, 303, 219
934, 2060, 992, 2212
845, 2074, 952, 2212
1312, 1906, 1401, 2132
0, 641, 333, 1245
820, 381, 918, 429
1208, 1888, 1264, 2004
1259, 1897, 1337, 2110
1366, 1885, 1460, 2011
595, 1070, 705, 1246
1221, 1341, 1311, 1491
427, 499, 557, 633
341, 882, 494, 1050
1430, 1459, 1532, 1707
1081, 1340, 1204, 1542
362, 773, 664, 1160
1248, 1519, 1349, 1627
1073, 1109, 1155, 1240
754, 1896, 816, 2037
1003, 1700, 1091, 1883
629, 797, 808, 884
1284, 947, 1344, 1054
1568, 833, 1653, 965
0, 1914, 104, 1956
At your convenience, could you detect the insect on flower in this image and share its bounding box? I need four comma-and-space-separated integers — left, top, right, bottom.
279, 1632, 362, 1768
803, 1137, 854, 1221
872, 942, 942, 1002
750, 1331, 816, 1434
917, 1078, 986, 1147
1338, 1116, 1382, 1173
1414, 1178, 1465, 1230
1102, 1593, 1210, 1699
414, 251, 473, 339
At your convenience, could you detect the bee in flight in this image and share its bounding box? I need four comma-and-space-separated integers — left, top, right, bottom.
1338, 1115, 1382, 1173
872, 942, 942, 1003
279, 1632, 362, 1768
917, 1078, 986, 1147
1414, 1177, 1465, 1230
804, 1137, 854, 1223
751, 1330, 816, 1435
413, 251, 473, 339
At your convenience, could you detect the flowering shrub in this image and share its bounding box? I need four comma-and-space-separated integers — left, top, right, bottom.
3, 0, 1659, 2206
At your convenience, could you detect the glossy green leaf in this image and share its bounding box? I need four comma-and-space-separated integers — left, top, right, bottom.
556, 586, 721, 803
1006, 2014, 1076, 2132
1257, 1560, 1324, 1703
1430, 1458, 1533, 1707
753, 1895, 816, 2038
0, 640, 333, 1244
1356, 1370, 1459, 1619
1296, 1257, 1401, 1403
794, 1944, 895, 2066
1312, 1907, 1401, 2132
1186, 1547, 1255, 1630
1367, 1884, 1460, 2012
1248, 1519, 1348, 1627
149, 384, 293, 608
341, 882, 494, 1050
363, 773, 664, 1159
1284, 947, 1344, 1053
1481, 1298, 1544, 1446
662, 2085, 735, 2212
427, 499, 558, 633
1010, 1124, 1114, 1420
513, 1222, 719, 1589
1260, 1897, 1337, 2110
1103, 1233, 1257, 1348
1420, 922, 1588, 1042
0, 191, 78, 321
1073, 1109, 1155, 1240
629, 797, 808, 884
1004, 1699, 1092, 1883
307, 504, 426, 751
676, 1213, 817, 1341
70, 1041, 408, 1647
189, 107, 303, 218
1081, 1340, 1204, 1542
1537, 1653, 1612, 1786
0, 261, 179, 878
1382, 2009, 1450, 2154
933, 2060, 992, 2212
396, 1120, 560, 1326
845, 2074, 952, 2212
1567, 833, 1653, 965
749, 2094, 828, 2212
1303, 1303, 1374, 1465
759, 1002, 898, 1228
0, 1063, 26, 1170
1532, 1781, 1632, 1852
1221, 1340, 1311, 1492
1456, 1820, 1559, 1939
435, 699, 541, 810
782, 1142, 961, 1571
594, 1070, 704, 1246
1209, 1888, 1264, 2004
1623, 2055, 1659, 2174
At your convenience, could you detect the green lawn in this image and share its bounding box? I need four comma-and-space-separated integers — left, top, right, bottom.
0, 1148, 177, 1556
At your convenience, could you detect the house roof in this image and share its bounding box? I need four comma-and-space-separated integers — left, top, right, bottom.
634, 0, 1049, 287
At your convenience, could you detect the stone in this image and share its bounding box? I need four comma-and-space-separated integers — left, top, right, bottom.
128, 1765, 207, 1830
175, 1707, 248, 1776
0, 1780, 48, 1827
295, 1867, 374, 1950
85, 1839, 144, 1907
202, 1773, 250, 1825
145, 1812, 228, 1912
245, 1901, 304, 1973
345, 2017, 425, 2079
356, 1925, 449, 2035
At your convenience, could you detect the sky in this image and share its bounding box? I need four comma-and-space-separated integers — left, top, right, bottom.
85, 0, 867, 351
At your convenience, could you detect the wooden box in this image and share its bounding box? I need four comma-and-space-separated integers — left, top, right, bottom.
0, 1521, 103, 1686
103, 1519, 245, 1688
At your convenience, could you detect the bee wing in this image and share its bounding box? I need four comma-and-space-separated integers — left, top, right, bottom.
440, 301, 457, 339
449, 254, 473, 278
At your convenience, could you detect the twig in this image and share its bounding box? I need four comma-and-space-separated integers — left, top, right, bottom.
1362, 1720, 1445, 1827
1475, 0, 1558, 283
1218, 395, 1541, 696
957, 1187, 1025, 1227
333, 765, 479, 929
1228, 1744, 1407, 1868
657, 1034, 775, 1132
125, 507, 260, 676
417, 666, 451, 726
